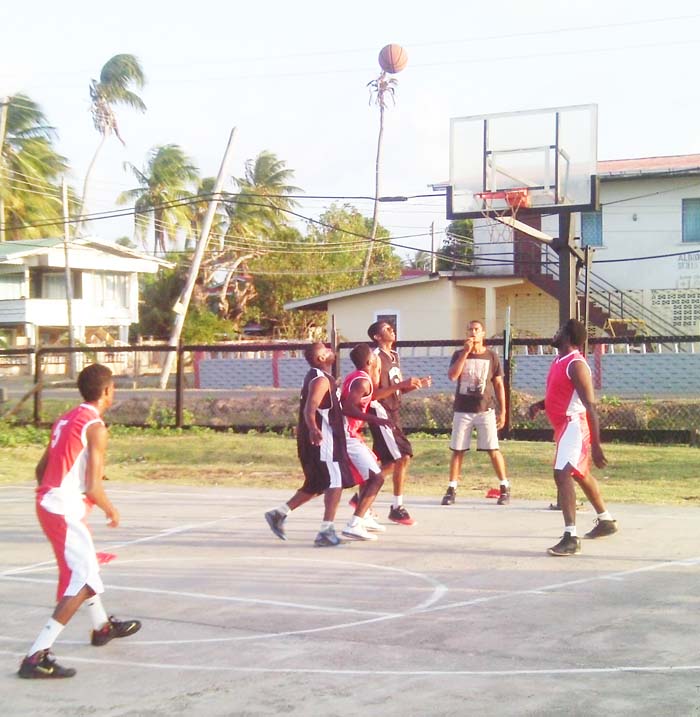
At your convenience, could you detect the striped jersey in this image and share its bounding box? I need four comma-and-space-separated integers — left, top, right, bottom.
297, 367, 346, 460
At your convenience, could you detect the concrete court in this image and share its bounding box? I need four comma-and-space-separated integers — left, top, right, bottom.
1, 482, 699, 717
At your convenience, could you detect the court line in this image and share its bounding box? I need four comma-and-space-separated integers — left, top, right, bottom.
1, 649, 698, 677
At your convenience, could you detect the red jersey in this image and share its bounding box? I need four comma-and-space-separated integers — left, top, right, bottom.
340, 369, 373, 438
37, 403, 104, 518
545, 350, 589, 430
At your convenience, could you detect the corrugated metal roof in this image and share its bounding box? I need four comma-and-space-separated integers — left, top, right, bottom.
598, 154, 700, 178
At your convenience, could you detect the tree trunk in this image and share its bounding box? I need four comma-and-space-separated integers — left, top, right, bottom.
361, 101, 385, 286
78, 133, 108, 236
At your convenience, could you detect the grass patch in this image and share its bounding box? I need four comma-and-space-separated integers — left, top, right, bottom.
1, 425, 699, 505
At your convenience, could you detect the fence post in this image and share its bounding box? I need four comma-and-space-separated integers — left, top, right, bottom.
175, 344, 184, 428
502, 328, 512, 439
33, 349, 43, 426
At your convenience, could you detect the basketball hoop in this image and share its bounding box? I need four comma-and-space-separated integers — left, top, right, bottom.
475, 188, 531, 243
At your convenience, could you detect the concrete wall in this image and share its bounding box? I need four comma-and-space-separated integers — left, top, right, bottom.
197, 350, 700, 398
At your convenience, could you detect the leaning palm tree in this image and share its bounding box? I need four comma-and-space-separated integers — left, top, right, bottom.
79, 54, 146, 232
360, 72, 398, 286
117, 144, 199, 254
0, 94, 69, 241
208, 151, 301, 322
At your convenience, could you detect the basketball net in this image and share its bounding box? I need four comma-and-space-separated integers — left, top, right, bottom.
475, 188, 531, 244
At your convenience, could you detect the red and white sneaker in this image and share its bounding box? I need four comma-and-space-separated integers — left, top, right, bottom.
388, 505, 415, 526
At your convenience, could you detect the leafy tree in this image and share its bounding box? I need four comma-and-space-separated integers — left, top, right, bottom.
0, 94, 70, 240
437, 219, 474, 271
242, 204, 402, 338
118, 144, 199, 254
199, 151, 301, 325
80, 54, 146, 230
132, 260, 235, 342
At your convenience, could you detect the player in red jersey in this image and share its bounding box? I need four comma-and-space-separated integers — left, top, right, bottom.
529, 320, 618, 556
18, 364, 140, 679
340, 343, 392, 541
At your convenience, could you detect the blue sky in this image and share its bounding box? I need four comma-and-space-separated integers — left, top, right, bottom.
3, 0, 700, 257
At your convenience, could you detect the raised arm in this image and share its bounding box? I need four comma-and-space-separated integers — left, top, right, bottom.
448, 339, 474, 381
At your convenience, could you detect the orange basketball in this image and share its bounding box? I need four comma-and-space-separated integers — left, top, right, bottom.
378, 44, 408, 74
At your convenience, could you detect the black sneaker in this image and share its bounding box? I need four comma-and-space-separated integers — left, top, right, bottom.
496, 485, 510, 505
547, 533, 581, 556
91, 616, 142, 646
388, 505, 415, 526
264, 509, 287, 540
584, 519, 618, 539
18, 650, 76, 679
441, 487, 456, 505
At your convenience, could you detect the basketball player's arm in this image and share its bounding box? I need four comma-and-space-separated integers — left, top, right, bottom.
342, 379, 392, 427
304, 375, 328, 446
84, 422, 120, 527
34, 446, 49, 485
528, 399, 545, 419
448, 340, 474, 381
493, 375, 506, 429
570, 361, 608, 469
372, 376, 424, 401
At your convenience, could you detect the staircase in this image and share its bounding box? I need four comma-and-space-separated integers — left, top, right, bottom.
525, 246, 688, 338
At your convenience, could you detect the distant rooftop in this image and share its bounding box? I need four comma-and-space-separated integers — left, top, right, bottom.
597, 154, 700, 179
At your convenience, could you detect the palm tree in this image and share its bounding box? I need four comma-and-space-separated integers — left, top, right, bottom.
0, 94, 70, 241
361, 72, 398, 286
207, 151, 301, 322
118, 144, 199, 254
79, 54, 146, 231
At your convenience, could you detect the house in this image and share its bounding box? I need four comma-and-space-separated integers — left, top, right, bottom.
286, 154, 700, 342
472, 154, 700, 335
0, 237, 171, 347
284, 271, 555, 343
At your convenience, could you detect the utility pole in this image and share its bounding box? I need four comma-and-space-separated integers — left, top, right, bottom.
0, 97, 10, 243
62, 177, 75, 377
159, 128, 237, 389
430, 221, 436, 274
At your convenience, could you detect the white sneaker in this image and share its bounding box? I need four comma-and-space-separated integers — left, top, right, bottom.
342, 522, 378, 541
363, 513, 386, 533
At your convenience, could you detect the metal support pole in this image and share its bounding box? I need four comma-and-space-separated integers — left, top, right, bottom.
556, 213, 578, 326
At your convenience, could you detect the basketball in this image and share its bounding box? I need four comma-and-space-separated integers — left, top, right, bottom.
378, 44, 408, 74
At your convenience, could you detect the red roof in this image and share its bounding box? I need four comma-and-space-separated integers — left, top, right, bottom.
598, 154, 700, 176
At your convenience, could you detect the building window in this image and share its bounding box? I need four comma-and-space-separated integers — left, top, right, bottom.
581, 211, 603, 247
0, 273, 23, 300
682, 198, 700, 243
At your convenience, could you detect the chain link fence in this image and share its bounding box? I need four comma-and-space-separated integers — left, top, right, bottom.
1, 336, 699, 443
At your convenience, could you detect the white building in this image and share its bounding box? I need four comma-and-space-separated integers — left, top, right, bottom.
471, 154, 700, 334
0, 237, 171, 346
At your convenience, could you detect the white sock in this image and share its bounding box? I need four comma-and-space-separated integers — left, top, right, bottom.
597, 511, 613, 521
565, 526, 577, 537
86, 595, 109, 630
448, 481, 458, 489
500, 479, 510, 487
28, 618, 64, 656
348, 515, 360, 528
392, 495, 403, 508
320, 521, 333, 531
278, 504, 291, 516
